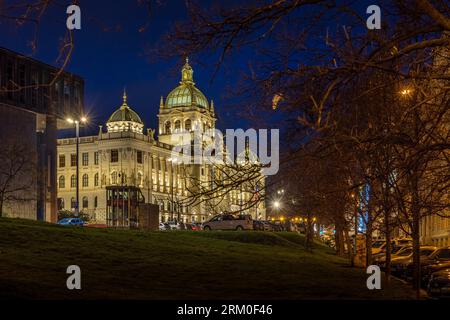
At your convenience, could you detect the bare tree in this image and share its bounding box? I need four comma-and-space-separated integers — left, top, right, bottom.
0, 143, 35, 217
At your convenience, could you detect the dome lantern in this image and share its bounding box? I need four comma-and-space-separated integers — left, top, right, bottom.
164, 57, 209, 110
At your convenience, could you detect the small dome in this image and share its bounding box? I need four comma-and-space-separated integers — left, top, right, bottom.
165, 58, 209, 109
106, 90, 144, 134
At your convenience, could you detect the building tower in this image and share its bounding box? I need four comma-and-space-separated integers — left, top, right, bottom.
157, 58, 216, 146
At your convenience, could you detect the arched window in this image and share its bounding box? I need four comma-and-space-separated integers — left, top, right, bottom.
58, 198, 65, 210
94, 196, 98, 208
185, 119, 191, 131
111, 171, 118, 185
59, 176, 65, 189
71, 197, 76, 209
82, 174, 89, 187
174, 120, 181, 132
94, 173, 99, 187
71, 175, 76, 188
165, 121, 171, 134
82, 196, 88, 209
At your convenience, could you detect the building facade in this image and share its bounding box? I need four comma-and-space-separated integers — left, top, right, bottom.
57, 60, 266, 223
0, 47, 84, 222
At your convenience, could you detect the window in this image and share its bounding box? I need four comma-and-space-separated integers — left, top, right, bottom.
94, 173, 99, 187
111, 149, 119, 162
82, 153, 89, 166
82, 174, 89, 187
58, 198, 65, 210
174, 120, 181, 132
82, 196, 88, 209
165, 121, 171, 134
94, 196, 98, 208
111, 171, 118, 185
59, 155, 65, 168
137, 150, 143, 164
185, 119, 191, 131
59, 176, 65, 189
71, 197, 76, 209
94, 152, 99, 165
71, 154, 77, 167
71, 175, 76, 188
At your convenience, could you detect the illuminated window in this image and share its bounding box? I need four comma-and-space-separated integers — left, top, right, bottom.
82, 152, 89, 166
82, 196, 88, 209
111, 171, 118, 185
82, 174, 88, 187
59, 155, 66, 168
185, 119, 191, 131
165, 121, 171, 134
71, 154, 77, 167
59, 176, 65, 189
174, 120, 181, 132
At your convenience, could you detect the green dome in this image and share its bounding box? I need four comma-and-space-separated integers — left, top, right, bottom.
165, 58, 209, 109
106, 91, 144, 134
166, 84, 209, 109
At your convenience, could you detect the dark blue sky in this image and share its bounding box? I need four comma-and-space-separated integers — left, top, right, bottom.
1, 0, 375, 139
0, 0, 245, 136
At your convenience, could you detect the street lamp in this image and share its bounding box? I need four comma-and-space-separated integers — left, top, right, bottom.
67, 116, 87, 217
273, 200, 281, 219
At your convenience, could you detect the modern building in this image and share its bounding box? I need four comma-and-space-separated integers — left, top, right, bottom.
0, 47, 84, 222
57, 59, 266, 223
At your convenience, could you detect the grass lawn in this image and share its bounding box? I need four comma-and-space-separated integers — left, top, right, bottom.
0, 218, 416, 299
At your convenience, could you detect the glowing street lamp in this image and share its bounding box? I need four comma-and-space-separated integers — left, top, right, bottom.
66, 116, 88, 217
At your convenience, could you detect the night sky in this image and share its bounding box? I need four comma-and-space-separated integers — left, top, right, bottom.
0, 0, 247, 137
0, 0, 375, 139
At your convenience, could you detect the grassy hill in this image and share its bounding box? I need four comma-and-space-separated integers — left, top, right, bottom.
0, 218, 415, 299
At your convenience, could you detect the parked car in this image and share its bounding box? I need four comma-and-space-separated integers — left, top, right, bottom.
418, 247, 450, 285
57, 218, 85, 226
374, 245, 410, 266
427, 269, 450, 299
390, 246, 437, 277
166, 221, 180, 230
372, 238, 413, 255
191, 222, 202, 231
253, 220, 272, 231
202, 214, 253, 231
159, 222, 168, 231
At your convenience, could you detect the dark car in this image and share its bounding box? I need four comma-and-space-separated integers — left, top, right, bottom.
417, 247, 450, 285
427, 269, 450, 299
389, 246, 437, 277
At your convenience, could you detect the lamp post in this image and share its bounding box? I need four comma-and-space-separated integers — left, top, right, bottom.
273, 201, 281, 219
67, 116, 87, 217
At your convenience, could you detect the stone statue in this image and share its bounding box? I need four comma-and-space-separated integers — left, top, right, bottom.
148, 128, 155, 142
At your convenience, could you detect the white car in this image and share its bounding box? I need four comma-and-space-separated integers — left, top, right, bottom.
202, 214, 253, 231
166, 221, 180, 230
159, 222, 168, 231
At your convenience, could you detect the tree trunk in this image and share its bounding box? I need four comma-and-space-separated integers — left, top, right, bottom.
384, 211, 392, 285
411, 178, 421, 299
305, 212, 314, 250
365, 216, 373, 267
344, 224, 354, 266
